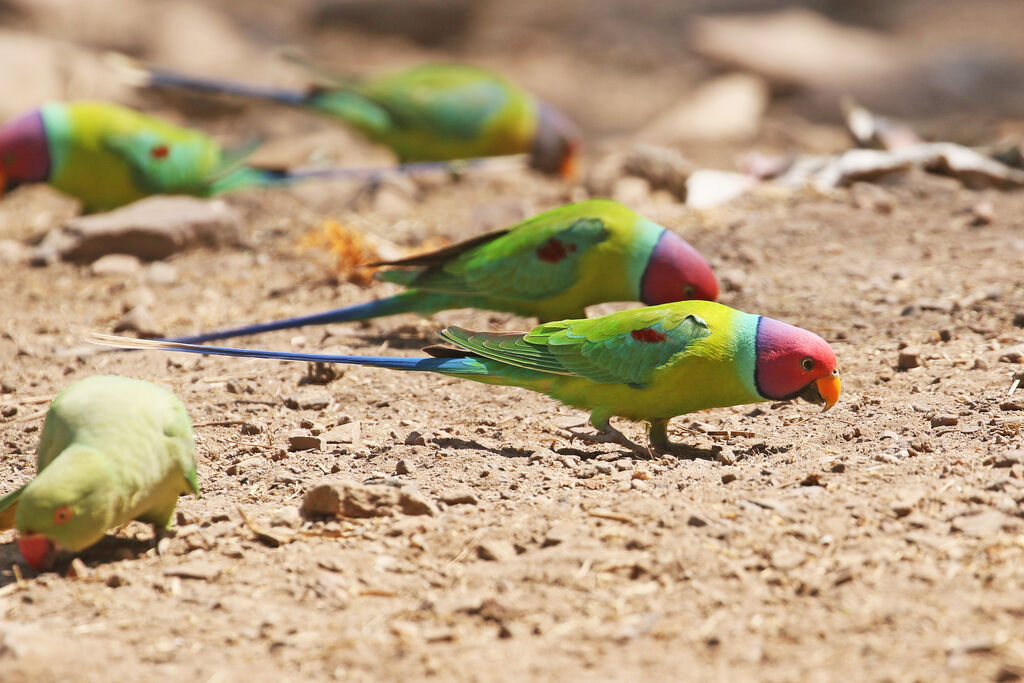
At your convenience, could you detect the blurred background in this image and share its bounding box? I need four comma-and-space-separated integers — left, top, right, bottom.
4, 0, 1024, 169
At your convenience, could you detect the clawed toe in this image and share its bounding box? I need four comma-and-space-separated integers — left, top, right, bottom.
568, 425, 651, 456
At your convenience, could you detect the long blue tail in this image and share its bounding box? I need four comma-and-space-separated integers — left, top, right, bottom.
210, 156, 529, 193
88, 334, 490, 376
162, 292, 427, 345
144, 67, 309, 105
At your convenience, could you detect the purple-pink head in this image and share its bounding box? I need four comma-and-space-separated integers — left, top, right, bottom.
640, 230, 719, 304
0, 109, 50, 194
530, 102, 583, 179
754, 316, 840, 410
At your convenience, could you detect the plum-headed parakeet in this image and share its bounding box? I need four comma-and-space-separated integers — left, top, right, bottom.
159, 199, 719, 345
138, 61, 582, 177
97, 301, 840, 453
0, 100, 333, 212
0, 375, 198, 570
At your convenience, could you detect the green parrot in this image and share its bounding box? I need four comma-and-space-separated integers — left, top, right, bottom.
0, 100, 429, 213
96, 300, 841, 454
0, 375, 198, 571
162, 199, 719, 345
137, 61, 582, 177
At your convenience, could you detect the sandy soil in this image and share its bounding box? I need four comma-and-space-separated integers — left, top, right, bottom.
1, 2, 1024, 681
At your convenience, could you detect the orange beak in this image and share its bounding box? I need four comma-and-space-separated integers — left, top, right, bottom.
815, 373, 841, 412
559, 145, 580, 181
559, 156, 578, 181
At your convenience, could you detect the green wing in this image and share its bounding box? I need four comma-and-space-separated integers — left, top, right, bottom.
441, 308, 711, 388
313, 65, 519, 141
101, 129, 224, 195
163, 398, 199, 496
379, 213, 610, 302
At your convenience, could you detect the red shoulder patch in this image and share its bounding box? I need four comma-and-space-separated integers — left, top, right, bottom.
151, 145, 170, 159
536, 239, 568, 263
631, 328, 667, 343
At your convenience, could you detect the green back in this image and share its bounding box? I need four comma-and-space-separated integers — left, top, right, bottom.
42, 101, 229, 211
10, 375, 198, 550
377, 199, 661, 320
308, 64, 538, 161
437, 301, 763, 424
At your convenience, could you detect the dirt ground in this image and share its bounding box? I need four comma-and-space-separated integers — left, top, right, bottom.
2, 1, 1024, 681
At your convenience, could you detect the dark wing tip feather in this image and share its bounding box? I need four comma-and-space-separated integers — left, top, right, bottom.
423, 344, 472, 358
364, 229, 510, 269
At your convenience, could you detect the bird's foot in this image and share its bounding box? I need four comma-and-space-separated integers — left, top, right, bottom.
568, 424, 652, 457
153, 525, 176, 556
645, 418, 706, 459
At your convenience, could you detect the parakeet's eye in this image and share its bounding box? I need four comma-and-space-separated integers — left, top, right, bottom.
800, 357, 815, 372
683, 284, 696, 298
53, 505, 73, 525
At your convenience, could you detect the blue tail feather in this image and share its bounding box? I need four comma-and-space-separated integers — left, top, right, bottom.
105, 337, 490, 375
145, 68, 309, 105
210, 157, 530, 193
162, 295, 422, 345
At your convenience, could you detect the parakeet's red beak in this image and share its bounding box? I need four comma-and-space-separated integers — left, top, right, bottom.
815, 373, 841, 412
18, 533, 56, 571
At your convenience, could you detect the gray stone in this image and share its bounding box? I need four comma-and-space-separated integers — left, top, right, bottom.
397, 488, 437, 517
321, 421, 360, 445
301, 480, 436, 518
112, 307, 162, 337
287, 431, 323, 452
90, 253, 141, 276
37, 196, 243, 263
144, 261, 179, 286
930, 414, 958, 428
440, 489, 478, 506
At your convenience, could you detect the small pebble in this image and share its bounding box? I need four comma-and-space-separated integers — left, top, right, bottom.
477, 539, 517, 562
930, 414, 958, 428
969, 200, 994, 226
287, 432, 323, 452
66, 557, 90, 579
897, 347, 921, 370
687, 514, 710, 527
144, 261, 179, 286
404, 430, 427, 446
440, 489, 478, 506
90, 253, 141, 277
1000, 347, 1024, 364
